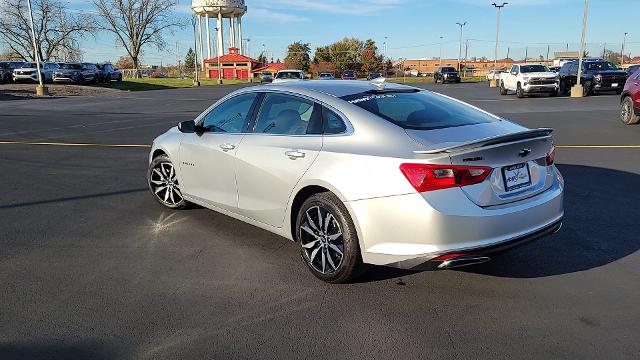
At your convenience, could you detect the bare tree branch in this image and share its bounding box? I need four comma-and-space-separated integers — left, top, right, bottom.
93, 0, 182, 77
0, 0, 95, 61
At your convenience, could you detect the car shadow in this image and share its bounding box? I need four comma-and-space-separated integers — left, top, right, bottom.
0, 341, 121, 360
357, 164, 640, 282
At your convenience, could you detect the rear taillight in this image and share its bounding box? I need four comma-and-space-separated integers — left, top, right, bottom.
546, 146, 556, 166
399, 163, 492, 192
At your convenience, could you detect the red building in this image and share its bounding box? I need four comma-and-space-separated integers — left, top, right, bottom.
204, 47, 286, 81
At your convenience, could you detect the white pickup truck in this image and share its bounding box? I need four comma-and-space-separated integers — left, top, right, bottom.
498, 63, 559, 98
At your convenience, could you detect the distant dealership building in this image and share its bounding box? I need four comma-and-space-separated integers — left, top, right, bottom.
204, 47, 285, 80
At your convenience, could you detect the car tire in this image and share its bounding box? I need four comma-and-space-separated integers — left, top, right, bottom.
516, 83, 525, 98
549, 91, 557, 97
620, 96, 639, 125
558, 80, 567, 95
582, 81, 592, 97
296, 192, 365, 283
147, 155, 189, 209
616, 88, 623, 95
499, 81, 508, 95
76, 75, 84, 85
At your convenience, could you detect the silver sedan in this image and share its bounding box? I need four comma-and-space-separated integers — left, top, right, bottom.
148, 80, 564, 283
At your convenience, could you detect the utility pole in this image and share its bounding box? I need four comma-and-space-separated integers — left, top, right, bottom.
216, 26, 222, 84
490, 2, 508, 88
571, 0, 589, 97
439, 36, 444, 66
383, 36, 388, 76
525, 46, 528, 62
456, 22, 466, 74
464, 39, 469, 77
191, 16, 200, 86
546, 45, 550, 61
621, 32, 628, 67
26, 0, 46, 96
602, 43, 606, 59
176, 41, 180, 77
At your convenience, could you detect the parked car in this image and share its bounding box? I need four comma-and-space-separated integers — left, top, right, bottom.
53, 63, 98, 84
97, 63, 122, 82
434, 66, 461, 83
318, 72, 335, 80
367, 72, 383, 80
341, 70, 357, 80
260, 72, 273, 83
13, 62, 58, 83
625, 65, 640, 78
148, 81, 564, 283
272, 70, 305, 83
620, 68, 640, 125
499, 63, 559, 98
486, 69, 504, 82
558, 59, 628, 96
0, 61, 24, 83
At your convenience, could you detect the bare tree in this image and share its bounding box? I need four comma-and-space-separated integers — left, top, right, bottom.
0, 0, 94, 61
93, 0, 182, 77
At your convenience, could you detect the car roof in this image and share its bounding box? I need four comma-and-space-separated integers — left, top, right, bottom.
257, 79, 417, 98
517, 63, 548, 66
277, 69, 303, 72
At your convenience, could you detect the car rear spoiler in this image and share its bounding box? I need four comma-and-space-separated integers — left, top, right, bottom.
414, 128, 554, 154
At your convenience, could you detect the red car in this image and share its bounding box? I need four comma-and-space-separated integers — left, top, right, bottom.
620, 68, 640, 125
341, 70, 357, 80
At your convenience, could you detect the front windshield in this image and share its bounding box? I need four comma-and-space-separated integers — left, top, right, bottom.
521, 65, 550, 73
585, 62, 618, 71
276, 71, 303, 79
61, 64, 82, 70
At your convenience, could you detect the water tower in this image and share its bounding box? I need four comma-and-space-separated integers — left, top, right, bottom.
192, 0, 247, 67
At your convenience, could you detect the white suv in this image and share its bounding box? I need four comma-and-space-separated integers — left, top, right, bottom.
499, 63, 559, 98
13, 62, 59, 83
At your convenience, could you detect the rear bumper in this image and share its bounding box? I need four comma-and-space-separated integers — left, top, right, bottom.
347, 169, 564, 267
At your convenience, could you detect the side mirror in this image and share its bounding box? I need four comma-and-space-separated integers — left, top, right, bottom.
178, 120, 196, 133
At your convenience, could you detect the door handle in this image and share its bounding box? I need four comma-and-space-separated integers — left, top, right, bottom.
220, 143, 236, 152
285, 150, 305, 160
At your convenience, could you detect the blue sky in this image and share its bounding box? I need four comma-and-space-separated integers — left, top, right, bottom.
70, 0, 639, 64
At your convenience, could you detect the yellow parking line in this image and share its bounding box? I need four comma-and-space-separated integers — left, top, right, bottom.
0, 140, 151, 148
556, 145, 640, 149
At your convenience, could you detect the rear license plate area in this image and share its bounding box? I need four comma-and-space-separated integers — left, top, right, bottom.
502, 163, 531, 191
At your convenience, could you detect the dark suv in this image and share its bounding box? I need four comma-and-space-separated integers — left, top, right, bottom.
558, 60, 628, 96
434, 66, 460, 83
0, 61, 24, 83
97, 63, 122, 82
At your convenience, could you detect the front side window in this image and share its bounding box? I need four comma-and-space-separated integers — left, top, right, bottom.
510, 65, 518, 74
341, 90, 497, 131
253, 93, 320, 135
201, 93, 258, 133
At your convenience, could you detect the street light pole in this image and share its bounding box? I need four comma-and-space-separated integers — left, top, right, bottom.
621, 32, 628, 68
571, 0, 589, 97
215, 26, 222, 85
26, 0, 46, 96
191, 16, 200, 86
456, 22, 466, 75
439, 36, 444, 67
490, 2, 508, 88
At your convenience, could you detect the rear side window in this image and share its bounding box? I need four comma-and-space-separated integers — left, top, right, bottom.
323, 108, 347, 134
253, 93, 321, 135
341, 91, 497, 131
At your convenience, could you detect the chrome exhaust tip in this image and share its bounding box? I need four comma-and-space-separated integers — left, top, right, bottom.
437, 256, 491, 270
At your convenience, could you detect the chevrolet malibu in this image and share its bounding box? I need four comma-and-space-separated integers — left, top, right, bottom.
148, 80, 564, 283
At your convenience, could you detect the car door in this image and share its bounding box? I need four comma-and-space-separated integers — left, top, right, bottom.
179, 92, 259, 211
234, 92, 324, 228
507, 65, 519, 89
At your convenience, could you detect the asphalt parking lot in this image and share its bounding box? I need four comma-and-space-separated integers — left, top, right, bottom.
1, 82, 639, 359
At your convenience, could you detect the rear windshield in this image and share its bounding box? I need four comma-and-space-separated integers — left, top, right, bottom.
319, 73, 333, 78
441, 67, 456, 72
521, 65, 549, 73
343, 71, 355, 76
61, 63, 82, 70
341, 90, 497, 130
276, 71, 303, 79
21, 63, 37, 68
0, 62, 9, 69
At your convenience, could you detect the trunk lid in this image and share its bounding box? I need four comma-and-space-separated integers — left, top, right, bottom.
408, 123, 556, 207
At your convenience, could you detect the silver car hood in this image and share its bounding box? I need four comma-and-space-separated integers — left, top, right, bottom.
405, 121, 529, 152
